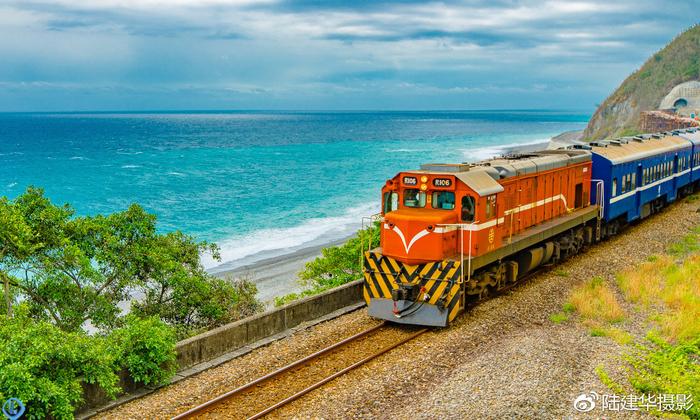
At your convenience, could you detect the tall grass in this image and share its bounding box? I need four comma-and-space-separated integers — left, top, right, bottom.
569, 277, 625, 325
617, 254, 700, 343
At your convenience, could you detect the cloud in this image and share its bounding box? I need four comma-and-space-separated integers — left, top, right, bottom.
0, 0, 697, 111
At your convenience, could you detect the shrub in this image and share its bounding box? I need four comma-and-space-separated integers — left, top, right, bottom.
230, 278, 265, 319
0, 309, 119, 419
108, 316, 177, 386
299, 223, 380, 288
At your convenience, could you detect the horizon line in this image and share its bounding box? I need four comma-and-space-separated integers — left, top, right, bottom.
0, 107, 595, 114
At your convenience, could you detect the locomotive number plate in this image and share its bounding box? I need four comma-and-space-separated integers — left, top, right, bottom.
432, 178, 452, 187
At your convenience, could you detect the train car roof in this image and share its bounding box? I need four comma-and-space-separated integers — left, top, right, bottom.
417, 149, 591, 196
590, 134, 691, 165
674, 127, 700, 145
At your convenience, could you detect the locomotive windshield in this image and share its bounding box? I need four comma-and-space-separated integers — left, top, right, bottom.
404, 189, 426, 208
432, 191, 455, 210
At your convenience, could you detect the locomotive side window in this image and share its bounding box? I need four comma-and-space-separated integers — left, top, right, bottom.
431, 191, 455, 210
403, 189, 426, 208
461, 195, 476, 222
383, 192, 398, 213
485, 195, 496, 218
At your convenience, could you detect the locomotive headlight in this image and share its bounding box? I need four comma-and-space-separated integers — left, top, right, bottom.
420, 184, 428, 191
420, 176, 428, 183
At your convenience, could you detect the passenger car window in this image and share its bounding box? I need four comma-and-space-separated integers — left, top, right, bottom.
612, 178, 617, 197
403, 189, 426, 208
431, 191, 455, 210
461, 195, 475, 222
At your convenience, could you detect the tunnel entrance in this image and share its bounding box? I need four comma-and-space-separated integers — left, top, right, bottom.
674, 98, 688, 108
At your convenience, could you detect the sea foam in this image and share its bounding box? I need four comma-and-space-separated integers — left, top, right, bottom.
203, 202, 378, 273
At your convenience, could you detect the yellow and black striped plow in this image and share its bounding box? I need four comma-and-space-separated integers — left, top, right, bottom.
363, 251, 463, 323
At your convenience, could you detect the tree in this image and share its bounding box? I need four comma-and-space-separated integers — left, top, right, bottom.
0, 187, 261, 335
0, 196, 40, 316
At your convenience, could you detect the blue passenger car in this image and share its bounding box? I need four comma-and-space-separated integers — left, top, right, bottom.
676, 128, 700, 184
589, 133, 693, 225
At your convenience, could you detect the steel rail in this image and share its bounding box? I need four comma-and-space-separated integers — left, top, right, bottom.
248, 327, 427, 420
172, 321, 388, 419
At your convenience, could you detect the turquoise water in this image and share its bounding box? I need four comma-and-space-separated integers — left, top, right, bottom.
0, 111, 588, 270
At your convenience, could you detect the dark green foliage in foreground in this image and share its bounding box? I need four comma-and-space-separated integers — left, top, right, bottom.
107, 316, 177, 386
275, 224, 380, 306
0, 309, 175, 419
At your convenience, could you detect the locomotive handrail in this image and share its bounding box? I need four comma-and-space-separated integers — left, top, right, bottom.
436, 222, 477, 295
360, 213, 383, 272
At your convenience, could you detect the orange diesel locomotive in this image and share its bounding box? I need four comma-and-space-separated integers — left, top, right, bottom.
363, 149, 599, 326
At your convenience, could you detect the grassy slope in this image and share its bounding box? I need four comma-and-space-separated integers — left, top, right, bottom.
583, 25, 700, 140
560, 213, 700, 418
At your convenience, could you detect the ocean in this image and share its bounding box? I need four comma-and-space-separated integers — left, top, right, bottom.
0, 110, 588, 271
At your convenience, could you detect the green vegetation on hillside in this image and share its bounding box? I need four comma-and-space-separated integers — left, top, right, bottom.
0, 187, 263, 417
274, 224, 379, 306
584, 24, 700, 140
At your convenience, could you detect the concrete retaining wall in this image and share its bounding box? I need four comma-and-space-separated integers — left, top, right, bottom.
175, 279, 364, 370
79, 279, 365, 414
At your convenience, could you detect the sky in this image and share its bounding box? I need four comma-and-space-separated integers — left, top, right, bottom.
0, 0, 698, 111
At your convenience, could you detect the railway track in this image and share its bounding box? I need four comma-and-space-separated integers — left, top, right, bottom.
172, 322, 427, 419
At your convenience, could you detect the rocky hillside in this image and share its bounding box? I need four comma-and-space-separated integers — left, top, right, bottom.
584, 25, 700, 140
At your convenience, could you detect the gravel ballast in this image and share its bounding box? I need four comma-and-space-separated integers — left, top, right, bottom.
100, 196, 700, 419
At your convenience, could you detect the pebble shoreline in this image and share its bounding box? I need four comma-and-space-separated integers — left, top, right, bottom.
100, 196, 700, 419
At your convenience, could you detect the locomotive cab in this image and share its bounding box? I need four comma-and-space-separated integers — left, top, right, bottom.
380, 173, 460, 265
380, 165, 504, 265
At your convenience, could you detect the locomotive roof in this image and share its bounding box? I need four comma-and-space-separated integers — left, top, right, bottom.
589, 133, 691, 164
417, 149, 590, 197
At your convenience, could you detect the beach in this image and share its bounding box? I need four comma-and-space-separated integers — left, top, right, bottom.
211, 237, 352, 305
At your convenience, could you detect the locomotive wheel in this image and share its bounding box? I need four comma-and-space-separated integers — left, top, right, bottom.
479, 286, 494, 300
